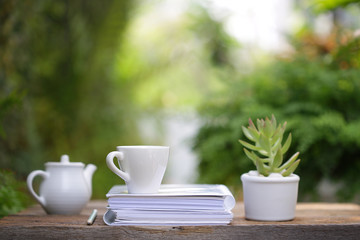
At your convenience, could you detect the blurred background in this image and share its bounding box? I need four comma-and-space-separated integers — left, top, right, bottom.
1, 0, 360, 217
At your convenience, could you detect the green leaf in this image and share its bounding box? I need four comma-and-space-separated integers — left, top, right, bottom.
259, 157, 271, 163
270, 125, 282, 145
256, 157, 269, 176
243, 148, 257, 165
257, 118, 264, 132
243, 148, 269, 166
249, 118, 257, 130
258, 149, 269, 157
282, 159, 300, 177
242, 126, 255, 142
281, 133, 292, 155
247, 126, 260, 142
272, 138, 282, 154
279, 152, 299, 171
271, 114, 277, 130
239, 140, 262, 151
263, 117, 273, 137
272, 148, 283, 170
259, 134, 271, 153
281, 121, 287, 135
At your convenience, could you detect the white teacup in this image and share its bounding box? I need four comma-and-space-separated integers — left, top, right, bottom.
106, 146, 169, 194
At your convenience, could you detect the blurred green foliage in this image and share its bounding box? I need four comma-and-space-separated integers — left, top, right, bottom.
115, 3, 239, 111
311, 0, 360, 13
194, 3, 360, 201
0, 170, 30, 218
0, 0, 137, 202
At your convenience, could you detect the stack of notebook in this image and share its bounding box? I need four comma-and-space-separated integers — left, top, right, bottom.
103, 184, 235, 226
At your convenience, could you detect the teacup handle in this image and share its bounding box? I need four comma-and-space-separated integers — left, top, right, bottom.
27, 170, 49, 208
106, 151, 130, 182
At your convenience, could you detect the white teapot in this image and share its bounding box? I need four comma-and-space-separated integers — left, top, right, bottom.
27, 155, 97, 215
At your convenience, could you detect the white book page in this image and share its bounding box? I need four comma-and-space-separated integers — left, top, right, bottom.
106, 184, 235, 210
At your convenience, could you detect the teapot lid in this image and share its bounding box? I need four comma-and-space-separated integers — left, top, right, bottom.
45, 154, 84, 167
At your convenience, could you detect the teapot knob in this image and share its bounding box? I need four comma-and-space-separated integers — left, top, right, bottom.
61, 154, 70, 163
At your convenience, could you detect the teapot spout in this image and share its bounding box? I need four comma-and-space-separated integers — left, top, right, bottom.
84, 164, 97, 195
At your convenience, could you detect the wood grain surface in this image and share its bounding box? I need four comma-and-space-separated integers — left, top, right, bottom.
1, 200, 360, 239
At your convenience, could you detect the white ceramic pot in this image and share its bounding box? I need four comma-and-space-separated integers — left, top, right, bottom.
241, 172, 300, 221
27, 155, 97, 215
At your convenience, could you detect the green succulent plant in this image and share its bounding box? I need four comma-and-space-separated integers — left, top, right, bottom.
239, 115, 300, 177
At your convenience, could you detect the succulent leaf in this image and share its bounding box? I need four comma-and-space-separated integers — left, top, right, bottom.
272, 137, 282, 153
271, 114, 277, 129
270, 125, 282, 145
260, 157, 271, 163
281, 133, 292, 155
255, 157, 269, 176
272, 148, 283, 169
243, 148, 257, 165
281, 122, 287, 135
239, 140, 262, 151
278, 152, 299, 171
247, 126, 260, 141
258, 149, 269, 157
259, 134, 271, 153
241, 126, 255, 142
256, 119, 263, 132
282, 159, 300, 177
249, 118, 257, 130
263, 117, 273, 137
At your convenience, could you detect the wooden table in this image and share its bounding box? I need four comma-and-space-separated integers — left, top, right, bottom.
1, 200, 360, 239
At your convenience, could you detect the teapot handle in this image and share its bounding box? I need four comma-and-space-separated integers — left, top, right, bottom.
106, 151, 130, 182
27, 170, 49, 208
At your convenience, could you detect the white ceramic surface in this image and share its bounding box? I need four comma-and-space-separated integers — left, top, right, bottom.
106, 146, 169, 194
241, 172, 300, 221
27, 155, 97, 215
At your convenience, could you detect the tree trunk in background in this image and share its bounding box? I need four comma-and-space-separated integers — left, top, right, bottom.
0, 0, 137, 191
